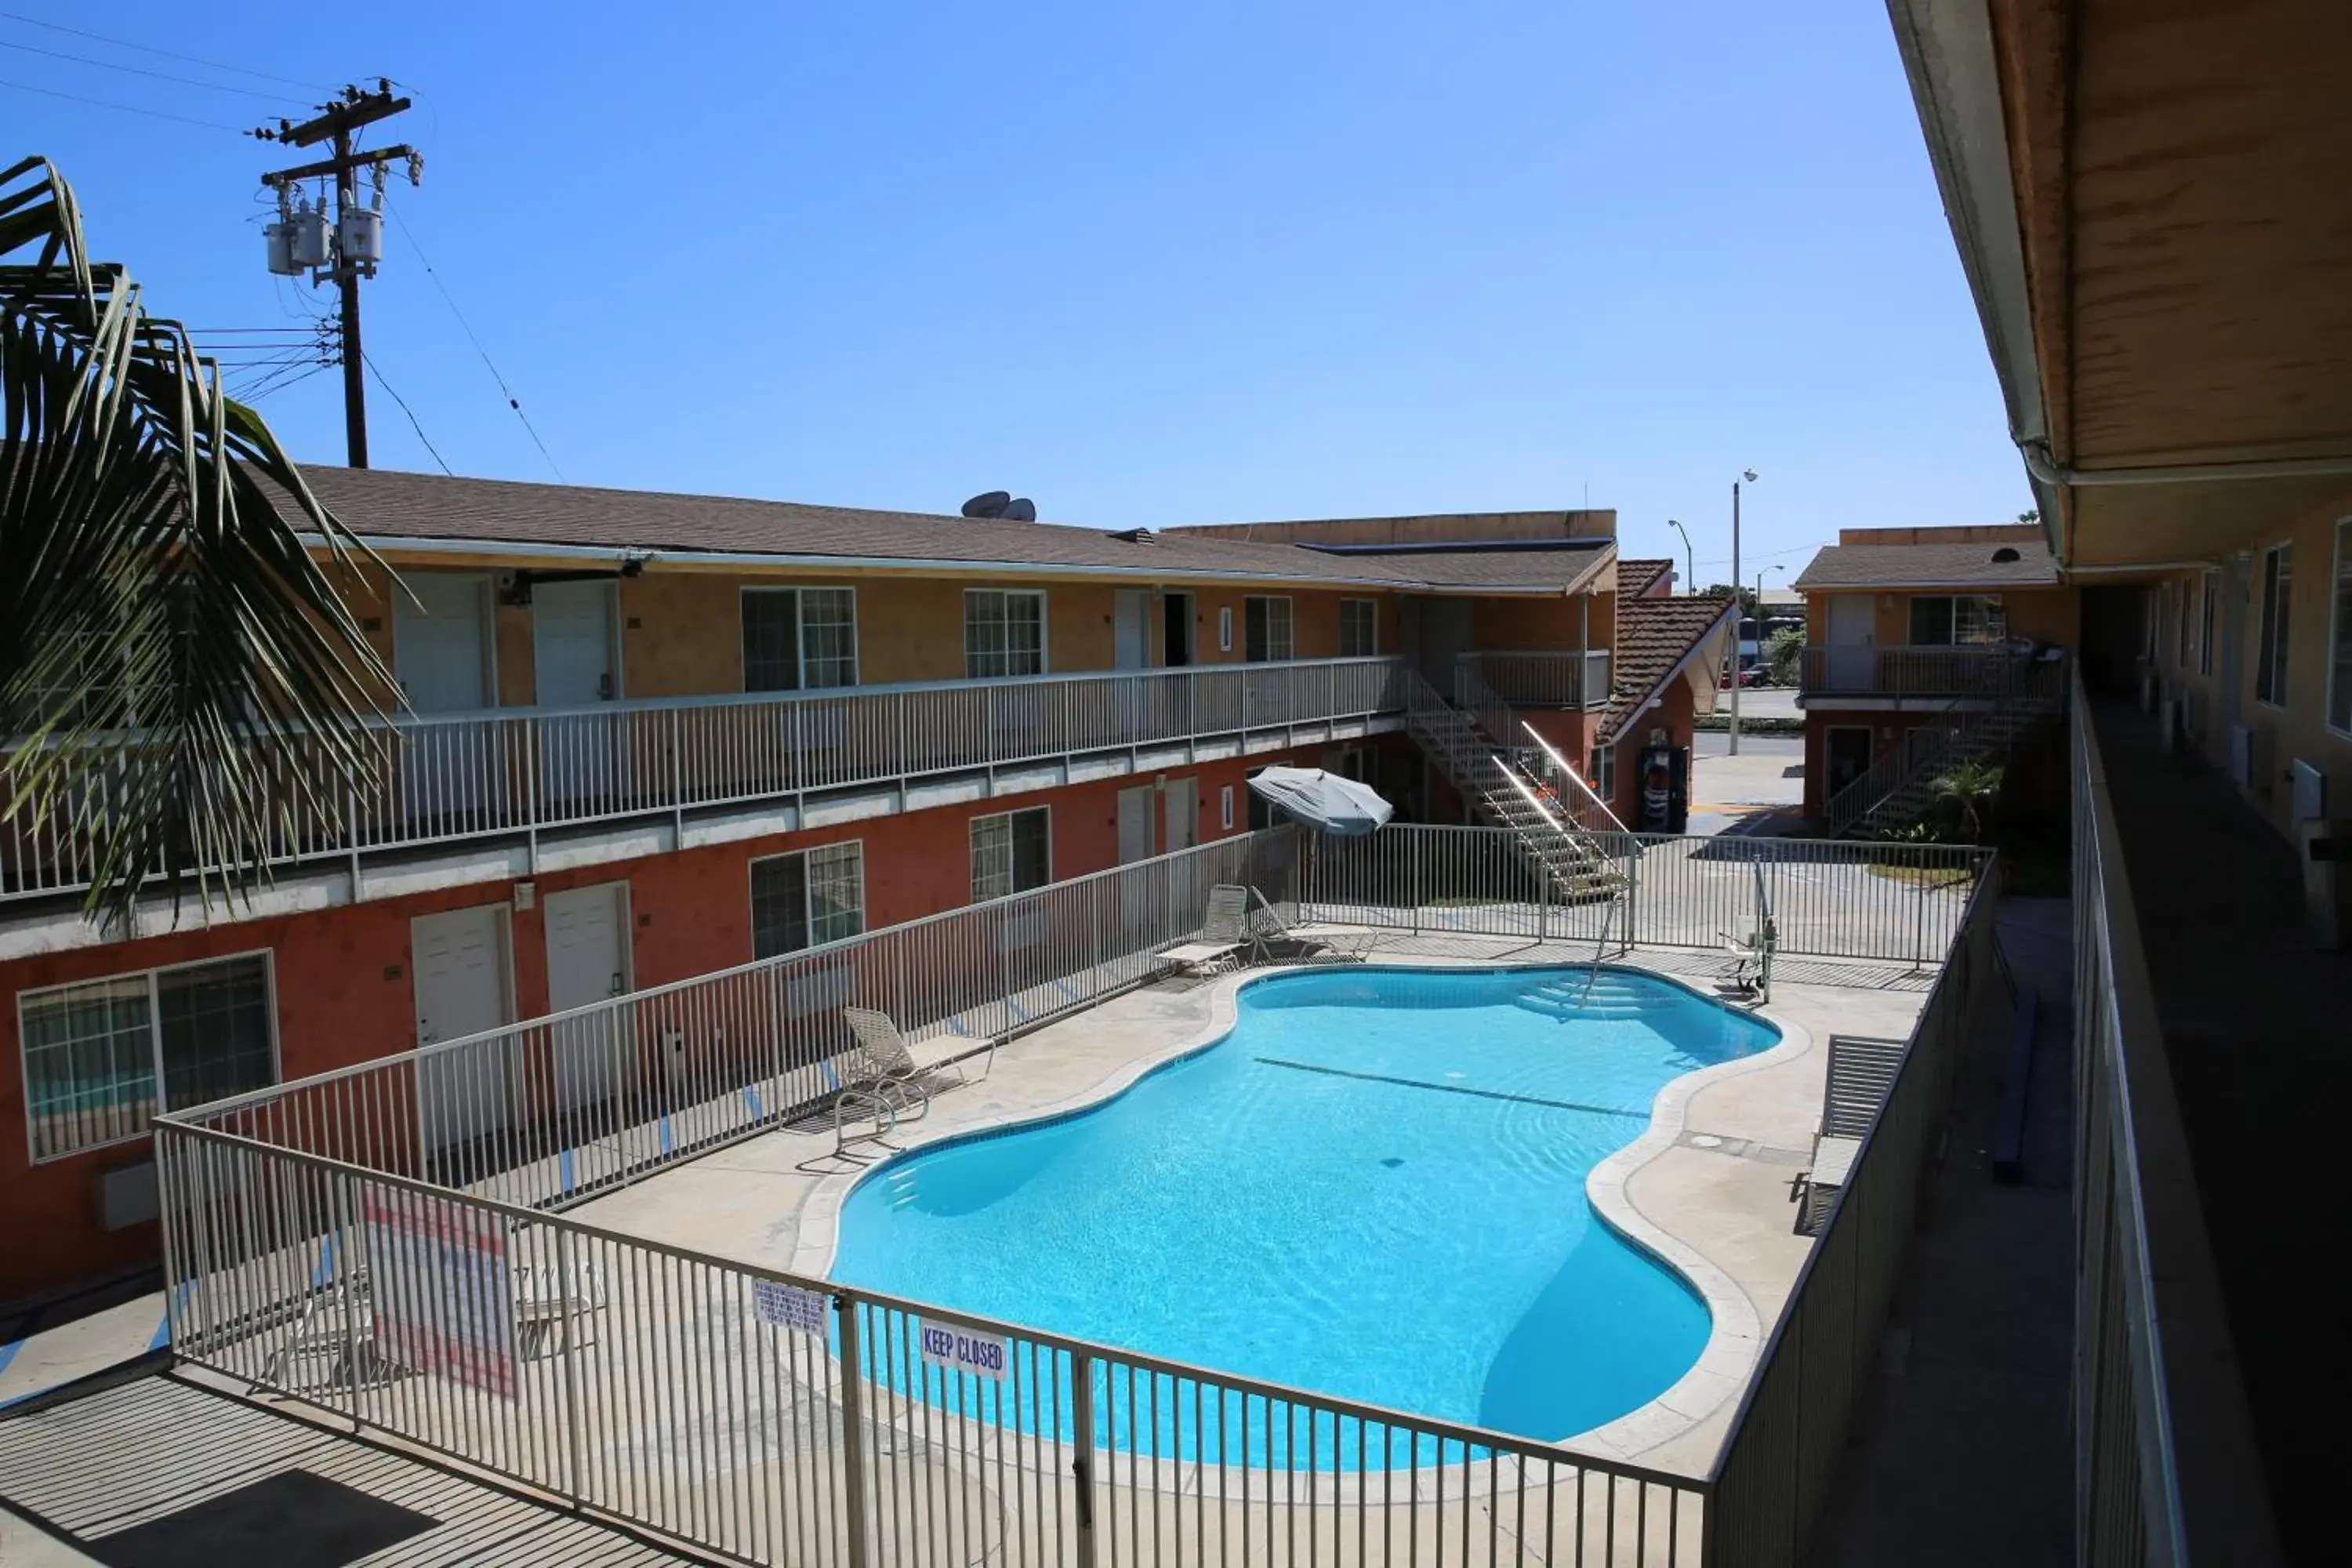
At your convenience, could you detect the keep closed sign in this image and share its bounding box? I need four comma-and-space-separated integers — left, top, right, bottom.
918, 1320, 1010, 1380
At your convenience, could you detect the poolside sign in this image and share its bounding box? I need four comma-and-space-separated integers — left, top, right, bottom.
751, 1279, 830, 1338
919, 1319, 1009, 1381
361, 1183, 516, 1399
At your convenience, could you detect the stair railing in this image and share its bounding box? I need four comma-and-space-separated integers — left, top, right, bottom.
1820, 652, 2066, 836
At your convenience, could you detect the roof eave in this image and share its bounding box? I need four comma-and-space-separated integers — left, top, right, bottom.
1886, 0, 2061, 550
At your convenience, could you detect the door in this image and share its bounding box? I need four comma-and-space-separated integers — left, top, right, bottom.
1116, 784, 1156, 864
1824, 727, 1873, 801
412, 905, 515, 1152
533, 579, 619, 814
1163, 777, 1198, 853
1112, 590, 1151, 670
2218, 551, 2250, 735
1826, 594, 1875, 691
395, 574, 495, 826
1162, 593, 1194, 666
543, 882, 632, 1116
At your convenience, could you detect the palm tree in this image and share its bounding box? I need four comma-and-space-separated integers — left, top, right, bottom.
2, 156, 399, 927
1929, 759, 2004, 844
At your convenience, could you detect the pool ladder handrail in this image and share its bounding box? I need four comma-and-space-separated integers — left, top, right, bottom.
1578, 897, 1618, 1005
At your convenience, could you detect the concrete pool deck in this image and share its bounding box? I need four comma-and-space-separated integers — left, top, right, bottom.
571, 933, 1932, 1482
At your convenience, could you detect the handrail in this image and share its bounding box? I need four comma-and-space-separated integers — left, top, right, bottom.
1819, 655, 2063, 835
1798, 641, 2027, 698
1520, 720, 1630, 835
2069, 673, 2279, 1566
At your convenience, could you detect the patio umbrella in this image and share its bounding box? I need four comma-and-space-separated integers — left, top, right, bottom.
1247, 767, 1394, 837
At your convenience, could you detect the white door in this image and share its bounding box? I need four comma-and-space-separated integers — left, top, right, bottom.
412, 905, 514, 1152
532, 580, 619, 813
543, 882, 632, 1116
1163, 778, 1199, 853
395, 574, 495, 825
1826, 594, 1875, 691
1116, 784, 1156, 863
1113, 590, 1151, 670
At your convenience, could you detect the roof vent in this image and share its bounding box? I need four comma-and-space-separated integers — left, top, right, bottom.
963, 491, 1040, 521
1991, 546, 2021, 563
1109, 526, 1156, 544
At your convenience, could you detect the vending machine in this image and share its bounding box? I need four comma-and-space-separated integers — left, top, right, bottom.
1636, 736, 1690, 834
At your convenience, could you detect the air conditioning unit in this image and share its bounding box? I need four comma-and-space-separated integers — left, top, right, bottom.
94, 1160, 158, 1232
2229, 724, 2276, 797
2292, 758, 2327, 823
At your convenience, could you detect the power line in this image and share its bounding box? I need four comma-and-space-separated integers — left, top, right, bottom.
0, 74, 249, 132
362, 351, 453, 475
0, 8, 331, 91
0, 37, 308, 103
383, 199, 565, 481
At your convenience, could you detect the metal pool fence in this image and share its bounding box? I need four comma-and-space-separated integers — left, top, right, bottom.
157, 1123, 1708, 1566
153, 820, 1999, 1565
1293, 825, 1984, 966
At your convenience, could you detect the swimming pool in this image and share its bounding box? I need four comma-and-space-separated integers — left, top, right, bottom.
829, 966, 1777, 1448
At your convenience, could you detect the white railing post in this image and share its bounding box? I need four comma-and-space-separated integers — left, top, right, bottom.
1069, 1348, 1099, 1568
834, 1294, 874, 1568
557, 1224, 590, 1507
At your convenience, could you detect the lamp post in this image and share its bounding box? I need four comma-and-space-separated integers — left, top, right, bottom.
1730, 470, 1758, 755
1667, 519, 1694, 594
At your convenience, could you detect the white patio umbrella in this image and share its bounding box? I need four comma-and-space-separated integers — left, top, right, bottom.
1247, 766, 1395, 837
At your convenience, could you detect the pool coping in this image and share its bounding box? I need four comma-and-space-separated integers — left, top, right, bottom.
784, 957, 1817, 1479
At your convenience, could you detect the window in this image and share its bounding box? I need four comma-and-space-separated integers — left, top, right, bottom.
20, 953, 274, 1162
2199, 571, 2218, 677
1218, 606, 1233, 652
971, 807, 1051, 902
1338, 599, 1377, 657
2256, 543, 2292, 706
1588, 744, 1616, 805
749, 841, 866, 959
1243, 596, 1294, 662
2330, 522, 2352, 735
742, 587, 857, 691
964, 590, 1046, 679
1906, 594, 2005, 647
1246, 770, 1276, 830
1220, 784, 1235, 831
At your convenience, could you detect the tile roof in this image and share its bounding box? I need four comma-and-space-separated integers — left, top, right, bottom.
1599, 591, 1737, 742
1616, 558, 1673, 598
285, 466, 1610, 594
1792, 539, 2060, 590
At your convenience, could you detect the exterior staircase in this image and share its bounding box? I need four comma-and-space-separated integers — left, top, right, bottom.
1821, 654, 2068, 838
1400, 670, 1625, 902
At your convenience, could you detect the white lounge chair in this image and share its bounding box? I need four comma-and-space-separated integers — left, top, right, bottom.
1155, 884, 1253, 976
842, 1007, 993, 1101
1246, 888, 1374, 966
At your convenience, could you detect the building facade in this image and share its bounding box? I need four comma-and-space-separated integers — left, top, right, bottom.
1, 475, 1732, 1305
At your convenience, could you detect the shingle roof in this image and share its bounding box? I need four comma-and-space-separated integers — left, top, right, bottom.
284, 466, 1608, 594
1617, 558, 1673, 598
1599, 592, 1737, 742
1792, 539, 2060, 590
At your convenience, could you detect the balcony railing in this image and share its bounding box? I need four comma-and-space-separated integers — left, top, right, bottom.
1454, 648, 1611, 709
1798, 643, 2025, 699
1, 655, 1406, 906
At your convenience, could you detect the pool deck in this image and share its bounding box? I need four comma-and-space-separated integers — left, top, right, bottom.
571, 933, 1931, 1482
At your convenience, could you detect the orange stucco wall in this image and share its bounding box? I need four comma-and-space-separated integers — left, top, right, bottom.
0, 744, 1327, 1305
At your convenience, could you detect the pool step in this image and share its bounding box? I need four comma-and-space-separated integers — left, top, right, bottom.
1515, 980, 1681, 1022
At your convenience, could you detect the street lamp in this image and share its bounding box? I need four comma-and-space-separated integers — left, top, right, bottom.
1666, 519, 1694, 594
1730, 470, 1758, 755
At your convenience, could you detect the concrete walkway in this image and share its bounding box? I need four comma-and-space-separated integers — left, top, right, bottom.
0, 1370, 698, 1566
1809, 897, 2074, 1566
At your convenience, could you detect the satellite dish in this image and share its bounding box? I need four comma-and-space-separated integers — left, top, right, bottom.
962, 491, 1012, 519
1002, 497, 1037, 523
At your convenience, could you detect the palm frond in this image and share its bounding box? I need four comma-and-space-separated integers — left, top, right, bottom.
2, 154, 402, 927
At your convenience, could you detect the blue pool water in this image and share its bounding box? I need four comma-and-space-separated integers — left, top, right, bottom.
829, 966, 1777, 1448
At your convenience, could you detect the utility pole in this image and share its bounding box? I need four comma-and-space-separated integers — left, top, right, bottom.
253, 82, 420, 468
1667, 518, 1694, 595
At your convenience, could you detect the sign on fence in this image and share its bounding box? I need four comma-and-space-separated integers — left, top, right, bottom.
919, 1319, 1009, 1380
752, 1279, 831, 1337
361, 1185, 517, 1399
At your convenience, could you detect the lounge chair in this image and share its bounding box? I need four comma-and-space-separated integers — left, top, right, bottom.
1788, 1034, 1907, 1235
512, 1258, 608, 1359
1154, 884, 1253, 976
1246, 888, 1374, 966
842, 1007, 994, 1103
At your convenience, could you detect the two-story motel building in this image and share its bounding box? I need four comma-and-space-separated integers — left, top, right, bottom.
1, 469, 1733, 1306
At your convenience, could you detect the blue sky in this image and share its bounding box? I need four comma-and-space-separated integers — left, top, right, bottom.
5, 1, 2030, 579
